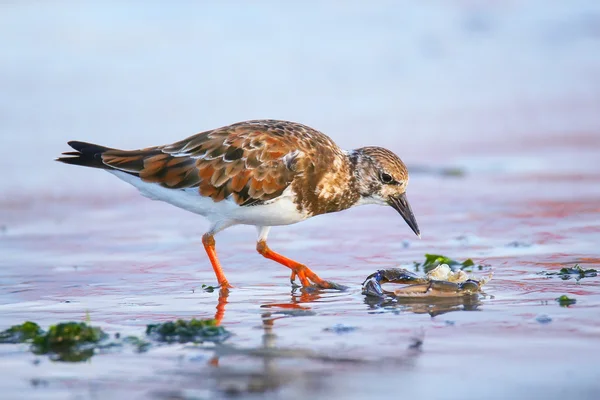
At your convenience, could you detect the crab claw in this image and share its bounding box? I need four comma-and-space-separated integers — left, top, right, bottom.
362, 276, 386, 298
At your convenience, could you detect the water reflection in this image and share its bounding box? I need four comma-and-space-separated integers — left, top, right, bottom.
207, 312, 328, 396
169, 290, 424, 397
213, 287, 323, 327
364, 294, 483, 317
259, 288, 322, 317
213, 288, 229, 326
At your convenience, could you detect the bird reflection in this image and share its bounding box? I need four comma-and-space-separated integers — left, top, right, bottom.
259, 287, 321, 317
201, 288, 332, 395
188, 288, 423, 397
213, 288, 229, 326
212, 287, 320, 328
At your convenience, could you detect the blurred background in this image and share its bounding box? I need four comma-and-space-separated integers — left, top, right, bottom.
1, 0, 599, 196
2, 2, 600, 399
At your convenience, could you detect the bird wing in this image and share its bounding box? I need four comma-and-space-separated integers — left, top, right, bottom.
99, 120, 319, 206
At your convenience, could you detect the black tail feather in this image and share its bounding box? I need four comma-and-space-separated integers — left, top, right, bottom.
56, 141, 113, 169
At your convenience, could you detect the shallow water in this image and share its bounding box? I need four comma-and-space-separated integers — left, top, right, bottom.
1, 2, 600, 399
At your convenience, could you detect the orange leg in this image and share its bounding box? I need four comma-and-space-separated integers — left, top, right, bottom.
256, 240, 336, 289
202, 233, 232, 289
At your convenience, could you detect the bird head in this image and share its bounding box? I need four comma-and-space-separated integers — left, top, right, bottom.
352, 146, 420, 238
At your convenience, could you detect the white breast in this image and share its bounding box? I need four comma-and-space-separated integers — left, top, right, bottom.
109, 171, 308, 228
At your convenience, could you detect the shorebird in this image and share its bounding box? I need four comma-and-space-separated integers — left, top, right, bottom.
57, 120, 420, 289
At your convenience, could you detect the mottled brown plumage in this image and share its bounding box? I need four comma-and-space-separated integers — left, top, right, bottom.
90, 120, 345, 211
61, 120, 362, 216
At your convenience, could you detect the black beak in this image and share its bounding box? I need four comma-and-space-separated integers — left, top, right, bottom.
389, 193, 420, 238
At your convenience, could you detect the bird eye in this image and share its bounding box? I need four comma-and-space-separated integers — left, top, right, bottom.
380, 172, 393, 184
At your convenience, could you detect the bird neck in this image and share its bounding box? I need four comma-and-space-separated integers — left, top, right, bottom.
346, 147, 375, 198
292, 149, 360, 217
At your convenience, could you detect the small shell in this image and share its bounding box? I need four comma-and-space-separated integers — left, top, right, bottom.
426, 264, 469, 283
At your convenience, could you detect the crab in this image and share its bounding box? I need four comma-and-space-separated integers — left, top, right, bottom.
362, 265, 490, 299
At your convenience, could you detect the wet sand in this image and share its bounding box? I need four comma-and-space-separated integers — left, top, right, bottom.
1, 2, 600, 399
2, 142, 599, 399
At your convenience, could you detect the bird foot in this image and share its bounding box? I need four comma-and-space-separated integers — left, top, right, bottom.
289, 266, 346, 290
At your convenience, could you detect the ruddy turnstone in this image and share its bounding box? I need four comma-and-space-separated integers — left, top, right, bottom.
57, 120, 419, 289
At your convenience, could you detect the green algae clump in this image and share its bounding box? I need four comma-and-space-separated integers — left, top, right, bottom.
1, 318, 231, 361
32, 322, 108, 362
556, 265, 597, 280
1, 321, 107, 362
556, 295, 577, 307
543, 264, 597, 281
0, 321, 43, 344
146, 318, 230, 344
122, 336, 152, 353
416, 254, 480, 273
